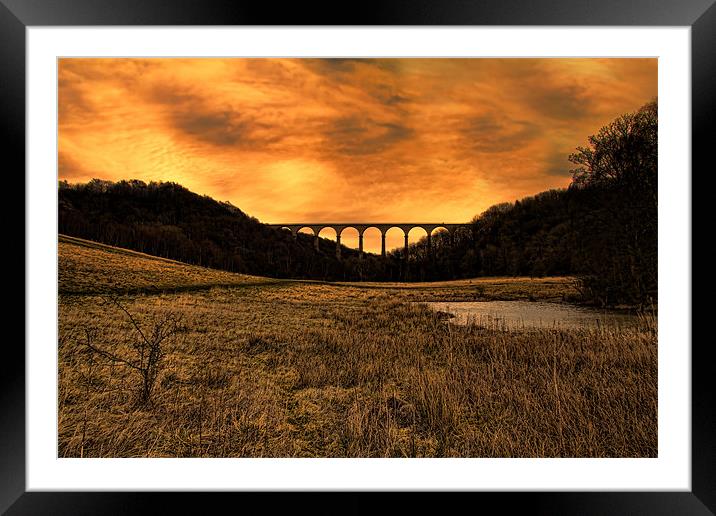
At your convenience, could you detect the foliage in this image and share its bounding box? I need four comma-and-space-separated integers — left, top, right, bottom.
567, 100, 657, 306
400, 100, 657, 306
59, 179, 388, 281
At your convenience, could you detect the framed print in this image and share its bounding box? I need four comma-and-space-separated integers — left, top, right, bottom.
5, 0, 711, 514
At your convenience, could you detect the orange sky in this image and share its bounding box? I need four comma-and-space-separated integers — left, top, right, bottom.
58, 58, 657, 253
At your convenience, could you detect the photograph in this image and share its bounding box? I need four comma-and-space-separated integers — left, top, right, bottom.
56, 57, 659, 459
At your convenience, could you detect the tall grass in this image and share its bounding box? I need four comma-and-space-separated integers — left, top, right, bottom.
59, 292, 656, 458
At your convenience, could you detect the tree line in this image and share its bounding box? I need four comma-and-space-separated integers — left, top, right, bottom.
59, 178, 380, 281
400, 100, 657, 307
59, 100, 657, 307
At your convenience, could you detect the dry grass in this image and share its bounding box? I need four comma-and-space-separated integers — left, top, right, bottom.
59, 234, 274, 295
58, 237, 656, 457
341, 276, 577, 302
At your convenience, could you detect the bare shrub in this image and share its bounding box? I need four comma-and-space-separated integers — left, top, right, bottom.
82, 296, 185, 405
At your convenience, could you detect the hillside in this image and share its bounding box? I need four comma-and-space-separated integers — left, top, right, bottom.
59, 179, 392, 282
59, 234, 278, 295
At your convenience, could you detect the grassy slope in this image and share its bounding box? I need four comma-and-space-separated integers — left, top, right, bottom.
58, 237, 656, 458
59, 234, 277, 295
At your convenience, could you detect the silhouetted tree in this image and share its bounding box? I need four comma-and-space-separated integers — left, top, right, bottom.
568, 99, 657, 306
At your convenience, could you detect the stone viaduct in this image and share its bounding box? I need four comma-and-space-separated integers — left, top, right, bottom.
268, 223, 471, 259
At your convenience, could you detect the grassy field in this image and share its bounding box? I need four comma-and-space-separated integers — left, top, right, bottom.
58, 235, 657, 458
59, 234, 275, 295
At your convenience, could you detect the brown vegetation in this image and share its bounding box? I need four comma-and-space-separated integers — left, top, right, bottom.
58, 236, 656, 457
59, 235, 274, 295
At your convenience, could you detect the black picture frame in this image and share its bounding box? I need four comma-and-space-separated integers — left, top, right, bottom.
4, 1, 710, 514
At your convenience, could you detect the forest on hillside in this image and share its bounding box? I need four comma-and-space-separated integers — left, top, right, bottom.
403, 100, 657, 306
59, 100, 657, 307
58, 178, 388, 281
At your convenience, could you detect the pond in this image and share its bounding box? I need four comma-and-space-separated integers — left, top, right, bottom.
421, 301, 639, 329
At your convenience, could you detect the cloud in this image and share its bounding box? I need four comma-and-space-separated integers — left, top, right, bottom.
303, 58, 366, 75
172, 109, 282, 148
326, 116, 414, 156
57, 58, 658, 250
302, 58, 397, 77
463, 115, 541, 153
58, 83, 94, 127
143, 81, 295, 150
58, 151, 88, 180
541, 148, 575, 177
524, 83, 597, 120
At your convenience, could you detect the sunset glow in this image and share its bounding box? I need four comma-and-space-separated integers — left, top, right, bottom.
59, 58, 656, 253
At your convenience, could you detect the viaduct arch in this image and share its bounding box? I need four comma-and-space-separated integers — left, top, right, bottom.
270, 222, 471, 259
